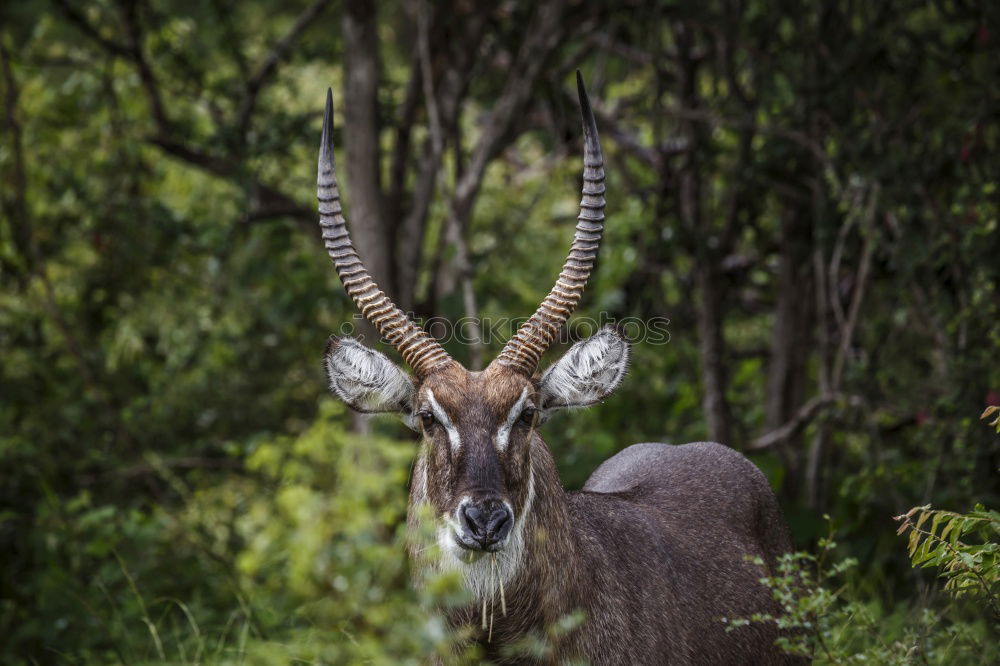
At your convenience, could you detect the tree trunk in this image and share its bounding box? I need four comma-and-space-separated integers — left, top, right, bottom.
693, 251, 732, 445
343, 0, 386, 434
765, 203, 813, 491
342, 0, 392, 296
674, 20, 732, 445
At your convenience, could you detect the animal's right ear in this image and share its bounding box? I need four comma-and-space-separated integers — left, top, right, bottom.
324, 336, 418, 427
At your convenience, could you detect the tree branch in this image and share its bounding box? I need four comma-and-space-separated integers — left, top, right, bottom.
416, 0, 486, 366
451, 0, 568, 218
559, 86, 689, 169
803, 184, 878, 506
831, 185, 879, 390
660, 105, 841, 195
234, 0, 334, 141
0, 36, 31, 282
52, 0, 132, 58
385, 38, 423, 255
119, 0, 171, 134
748, 395, 837, 451
396, 0, 493, 313
427, 0, 571, 363
149, 137, 313, 225
56, 0, 316, 228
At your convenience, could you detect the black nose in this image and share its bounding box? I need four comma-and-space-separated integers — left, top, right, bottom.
459, 501, 513, 550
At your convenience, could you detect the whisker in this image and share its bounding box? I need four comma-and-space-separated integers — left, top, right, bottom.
488, 553, 496, 642
499, 561, 507, 617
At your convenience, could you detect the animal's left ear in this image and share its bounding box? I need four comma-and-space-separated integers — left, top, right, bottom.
537, 326, 630, 416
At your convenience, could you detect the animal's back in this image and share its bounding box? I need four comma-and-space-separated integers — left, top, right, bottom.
585, 441, 792, 566
564, 441, 799, 664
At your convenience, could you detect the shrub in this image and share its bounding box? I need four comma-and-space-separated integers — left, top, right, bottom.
727, 517, 999, 664
894, 504, 1000, 623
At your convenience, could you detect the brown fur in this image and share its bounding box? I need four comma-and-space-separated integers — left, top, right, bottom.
405, 365, 802, 665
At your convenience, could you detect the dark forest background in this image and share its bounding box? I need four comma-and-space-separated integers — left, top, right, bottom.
1, 0, 998, 663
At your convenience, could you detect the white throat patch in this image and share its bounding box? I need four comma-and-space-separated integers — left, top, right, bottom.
435, 459, 537, 602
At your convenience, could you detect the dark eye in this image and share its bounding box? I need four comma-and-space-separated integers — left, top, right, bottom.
519, 406, 537, 426
418, 411, 435, 429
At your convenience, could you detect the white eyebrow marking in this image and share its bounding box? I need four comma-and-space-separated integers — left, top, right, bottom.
426, 389, 460, 452
495, 386, 531, 452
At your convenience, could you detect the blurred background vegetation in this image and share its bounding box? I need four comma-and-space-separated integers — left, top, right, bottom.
1, 0, 998, 663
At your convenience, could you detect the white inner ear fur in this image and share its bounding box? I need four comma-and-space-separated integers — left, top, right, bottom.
537, 326, 630, 415
324, 337, 416, 424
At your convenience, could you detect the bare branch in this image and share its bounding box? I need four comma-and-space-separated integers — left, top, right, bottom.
831, 184, 879, 390
828, 187, 864, 331
54, 0, 169, 132
418, 2, 444, 160
747, 395, 837, 451
565, 87, 688, 169
396, 1, 493, 312
452, 0, 568, 217
803, 185, 878, 506
235, 0, 334, 140
119, 0, 171, 134
149, 137, 313, 225
592, 31, 654, 66
52, 0, 132, 58
660, 105, 841, 194
424, 0, 571, 363
57, 0, 314, 228
416, 0, 484, 367
385, 41, 423, 248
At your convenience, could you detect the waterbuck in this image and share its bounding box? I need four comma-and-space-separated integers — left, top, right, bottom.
316, 73, 800, 664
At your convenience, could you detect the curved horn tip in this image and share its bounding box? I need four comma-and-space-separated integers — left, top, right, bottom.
575, 69, 587, 99
320, 87, 334, 163
575, 71, 599, 146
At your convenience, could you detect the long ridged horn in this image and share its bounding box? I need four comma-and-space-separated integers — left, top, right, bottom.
492, 71, 606, 376
318, 88, 453, 378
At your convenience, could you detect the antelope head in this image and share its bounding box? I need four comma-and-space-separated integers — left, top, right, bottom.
317, 73, 629, 575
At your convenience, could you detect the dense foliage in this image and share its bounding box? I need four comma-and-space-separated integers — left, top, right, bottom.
1, 0, 998, 662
